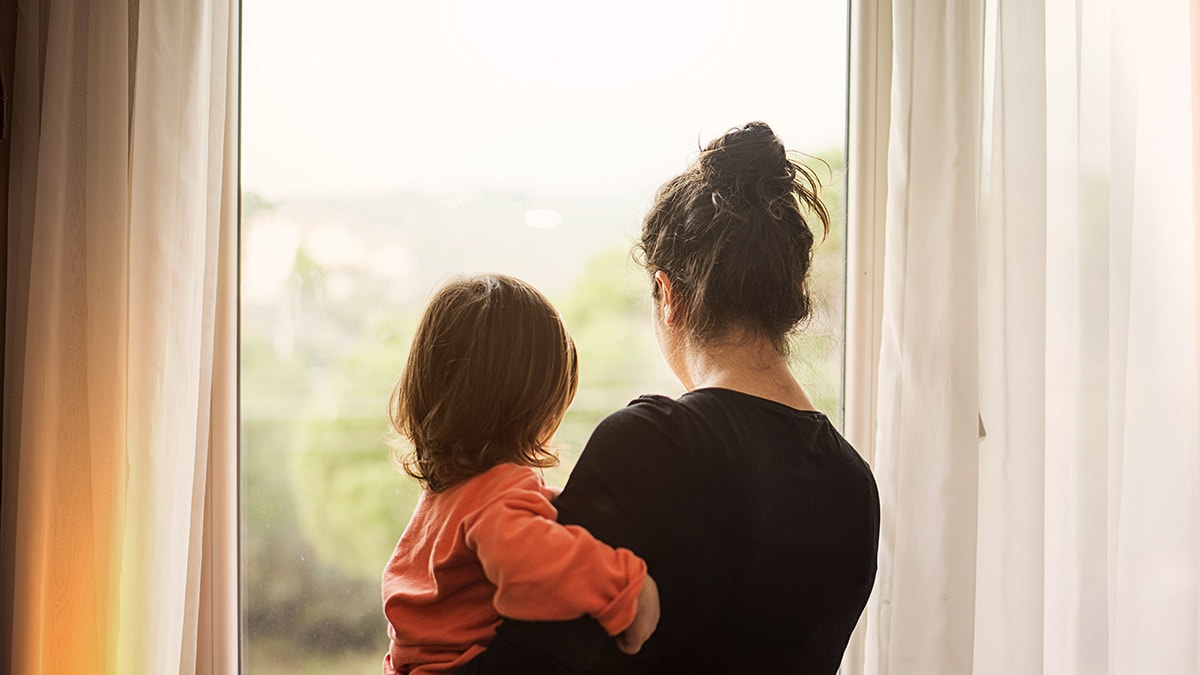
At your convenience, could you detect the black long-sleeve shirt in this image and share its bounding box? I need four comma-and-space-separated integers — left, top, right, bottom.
458, 388, 880, 674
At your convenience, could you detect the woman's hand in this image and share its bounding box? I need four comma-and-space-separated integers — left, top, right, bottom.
617, 574, 660, 655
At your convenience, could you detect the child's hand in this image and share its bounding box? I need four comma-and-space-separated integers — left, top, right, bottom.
617, 574, 660, 655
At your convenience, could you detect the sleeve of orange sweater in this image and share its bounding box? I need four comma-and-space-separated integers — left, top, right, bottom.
462, 467, 647, 636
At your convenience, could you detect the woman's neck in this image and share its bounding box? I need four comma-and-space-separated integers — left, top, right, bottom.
676, 334, 817, 412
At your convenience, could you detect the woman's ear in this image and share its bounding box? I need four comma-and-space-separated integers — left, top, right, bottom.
654, 270, 678, 326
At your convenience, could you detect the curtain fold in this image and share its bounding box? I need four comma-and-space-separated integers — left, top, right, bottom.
1040, 1, 1110, 671
1, 0, 238, 672
863, 1, 983, 673
841, 0, 893, 670
196, 5, 240, 670
974, 0, 1046, 672
4, 1, 132, 669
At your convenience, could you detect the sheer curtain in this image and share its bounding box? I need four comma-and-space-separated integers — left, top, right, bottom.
1032, 1, 1199, 672
866, 0, 984, 672
848, 0, 1200, 673
0, 1, 238, 673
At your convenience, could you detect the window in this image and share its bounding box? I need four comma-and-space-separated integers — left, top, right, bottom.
240, 1, 849, 670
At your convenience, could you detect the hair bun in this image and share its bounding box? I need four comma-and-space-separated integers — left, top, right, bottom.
699, 122, 792, 196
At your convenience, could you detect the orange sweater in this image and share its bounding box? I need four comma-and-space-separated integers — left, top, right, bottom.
381, 463, 647, 675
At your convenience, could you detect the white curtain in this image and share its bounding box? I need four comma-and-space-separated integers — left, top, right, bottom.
865, 0, 985, 672
849, 0, 1200, 673
1032, 1, 1200, 672
0, 0, 238, 673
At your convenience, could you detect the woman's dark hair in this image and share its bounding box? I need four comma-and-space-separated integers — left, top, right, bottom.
636, 121, 831, 351
389, 274, 578, 492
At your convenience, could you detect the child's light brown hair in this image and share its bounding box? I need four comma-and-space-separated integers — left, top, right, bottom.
389, 274, 578, 492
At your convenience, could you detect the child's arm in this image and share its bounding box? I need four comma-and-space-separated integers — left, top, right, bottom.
462, 469, 650, 638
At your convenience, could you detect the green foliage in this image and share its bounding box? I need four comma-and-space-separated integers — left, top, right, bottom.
287, 315, 421, 580
241, 414, 389, 656
555, 246, 677, 405
290, 416, 420, 581
241, 258, 417, 661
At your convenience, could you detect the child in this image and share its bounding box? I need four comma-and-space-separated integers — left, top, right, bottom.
381, 273, 659, 675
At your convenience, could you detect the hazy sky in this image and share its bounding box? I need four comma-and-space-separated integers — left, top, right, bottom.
242, 0, 849, 200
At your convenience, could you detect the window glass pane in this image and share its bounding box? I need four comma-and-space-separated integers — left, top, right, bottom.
240, 1, 848, 671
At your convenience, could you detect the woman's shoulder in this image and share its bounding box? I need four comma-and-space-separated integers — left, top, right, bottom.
588, 394, 693, 451
600, 390, 748, 424
588, 388, 802, 450
578, 392, 745, 483
600, 389, 829, 435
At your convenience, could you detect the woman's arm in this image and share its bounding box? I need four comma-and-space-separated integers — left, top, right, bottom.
455, 616, 612, 675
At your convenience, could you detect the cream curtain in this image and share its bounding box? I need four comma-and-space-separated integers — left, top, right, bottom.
848, 0, 1200, 673
0, 0, 238, 673
865, 0, 984, 672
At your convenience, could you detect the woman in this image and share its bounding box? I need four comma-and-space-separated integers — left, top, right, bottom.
460, 122, 879, 674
